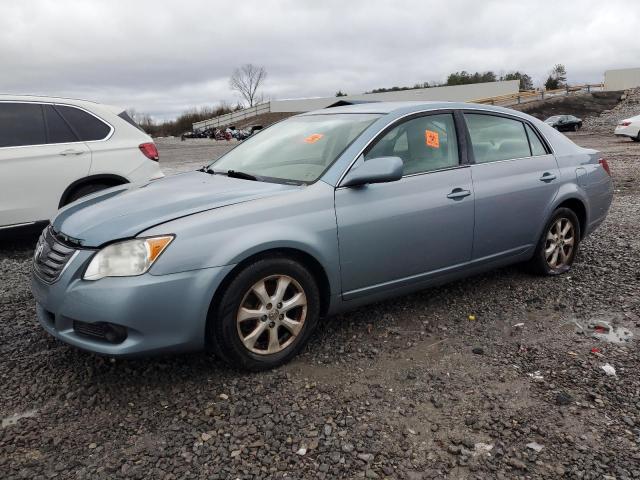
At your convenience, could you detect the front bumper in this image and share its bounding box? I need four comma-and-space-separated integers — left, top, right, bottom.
31, 249, 234, 357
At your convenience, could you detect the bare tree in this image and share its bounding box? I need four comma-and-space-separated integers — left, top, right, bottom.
229, 64, 267, 107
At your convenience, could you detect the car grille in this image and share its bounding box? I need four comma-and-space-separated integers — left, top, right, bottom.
33, 227, 77, 283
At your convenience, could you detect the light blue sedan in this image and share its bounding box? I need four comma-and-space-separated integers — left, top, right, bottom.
31, 102, 613, 370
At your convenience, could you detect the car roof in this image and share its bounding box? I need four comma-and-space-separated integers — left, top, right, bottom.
300, 100, 534, 119
0, 94, 123, 114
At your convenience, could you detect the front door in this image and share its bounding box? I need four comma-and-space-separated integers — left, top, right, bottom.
335, 112, 475, 299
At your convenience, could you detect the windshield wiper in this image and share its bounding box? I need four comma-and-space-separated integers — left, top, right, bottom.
226, 170, 258, 181
199, 166, 215, 174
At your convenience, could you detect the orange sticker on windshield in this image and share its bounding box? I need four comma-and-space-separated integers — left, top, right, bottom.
425, 130, 439, 148
304, 133, 324, 144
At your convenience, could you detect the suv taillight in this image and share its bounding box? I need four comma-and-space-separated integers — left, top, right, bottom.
599, 158, 611, 176
619, 121, 631, 127
139, 142, 159, 161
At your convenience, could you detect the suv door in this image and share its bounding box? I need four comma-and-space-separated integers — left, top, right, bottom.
335, 112, 474, 300
0, 102, 91, 227
463, 112, 560, 261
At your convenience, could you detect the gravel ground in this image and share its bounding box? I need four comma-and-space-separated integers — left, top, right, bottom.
154, 137, 236, 175
583, 87, 640, 133
1, 132, 639, 479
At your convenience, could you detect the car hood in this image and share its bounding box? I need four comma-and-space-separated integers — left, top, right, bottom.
52, 171, 299, 247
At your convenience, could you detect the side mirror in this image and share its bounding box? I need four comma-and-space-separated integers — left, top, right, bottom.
341, 156, 403, 187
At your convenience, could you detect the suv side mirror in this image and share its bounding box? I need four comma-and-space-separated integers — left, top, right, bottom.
341, 156, 403, 187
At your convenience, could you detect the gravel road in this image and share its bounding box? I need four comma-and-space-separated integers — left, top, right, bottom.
1, 133, 639, 479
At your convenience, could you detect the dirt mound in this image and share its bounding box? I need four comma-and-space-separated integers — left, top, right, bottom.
582, 87, 640, 132
512, 91, 622, 121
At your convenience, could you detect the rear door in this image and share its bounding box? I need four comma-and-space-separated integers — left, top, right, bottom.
464, 112, 560, 261
0, 102, 91, 227
335, 111, 474, 299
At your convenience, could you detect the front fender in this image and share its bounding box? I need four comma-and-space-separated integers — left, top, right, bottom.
143, 181, 341, 296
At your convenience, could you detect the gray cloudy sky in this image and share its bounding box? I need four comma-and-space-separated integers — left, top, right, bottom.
1, 0, 638, 120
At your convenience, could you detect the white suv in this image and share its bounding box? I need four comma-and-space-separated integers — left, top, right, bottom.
0, 95, 164, 230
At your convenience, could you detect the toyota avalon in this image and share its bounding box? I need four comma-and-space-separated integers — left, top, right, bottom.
31, 102, 613, 370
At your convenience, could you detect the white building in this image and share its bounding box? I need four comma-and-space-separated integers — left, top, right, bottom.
604, 67, 640, 91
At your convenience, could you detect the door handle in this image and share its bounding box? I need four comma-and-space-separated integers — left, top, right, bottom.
539, 172, 557, 182
59, 149, 84, 156
446, 188, 471, 200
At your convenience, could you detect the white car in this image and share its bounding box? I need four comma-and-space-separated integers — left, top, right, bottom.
614, 113, 640, 142
0, 95, 164, 230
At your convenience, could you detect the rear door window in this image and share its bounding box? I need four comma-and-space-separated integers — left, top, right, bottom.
0, 102, 47, 148
55, 105, 111, 141
464, 113, 531, 163
44, 105, 78, 144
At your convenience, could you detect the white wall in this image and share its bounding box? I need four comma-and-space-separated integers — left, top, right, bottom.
604, 68, 640, 91
270, 80, 520, 112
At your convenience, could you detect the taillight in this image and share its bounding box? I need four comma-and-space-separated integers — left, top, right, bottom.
619, 121, 631, 127
139, 142, 159, 161
599, 158, 611, 176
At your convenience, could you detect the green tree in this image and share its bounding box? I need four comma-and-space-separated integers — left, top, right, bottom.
502, 71, 533, 91
335, 90, 347, 97
545, 64, 567, 90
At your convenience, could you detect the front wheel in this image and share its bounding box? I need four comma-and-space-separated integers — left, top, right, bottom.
528, 208, 581, 275
209, 257, 320, 371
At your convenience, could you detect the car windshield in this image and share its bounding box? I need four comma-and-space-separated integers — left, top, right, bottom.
209, 113, 380, 183
545, 116, 561, 122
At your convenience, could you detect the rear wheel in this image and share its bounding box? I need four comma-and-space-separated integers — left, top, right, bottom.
633, 132, 640, 142
64, 183, 111, 206
209, 257, 320, 371
528, 208, 581, 275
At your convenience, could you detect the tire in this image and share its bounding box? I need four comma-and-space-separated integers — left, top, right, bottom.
528, 207, 581, 276
633, 132, 640, 142
64, 183, 111, 206
209, 257, 320, 371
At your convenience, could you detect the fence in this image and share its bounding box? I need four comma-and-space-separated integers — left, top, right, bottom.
192, 102, 271, 131
472, 83, 604, 107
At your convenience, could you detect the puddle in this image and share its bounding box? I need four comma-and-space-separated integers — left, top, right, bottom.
575, 314, 635, 344
1, 409, 37, 428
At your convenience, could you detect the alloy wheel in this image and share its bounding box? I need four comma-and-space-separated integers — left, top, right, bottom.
544, 217, 575, 269
236, 275, 307, 355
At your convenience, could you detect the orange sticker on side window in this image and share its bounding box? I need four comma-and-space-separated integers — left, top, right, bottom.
425, 130, 439, 148
304, 133, 324, 144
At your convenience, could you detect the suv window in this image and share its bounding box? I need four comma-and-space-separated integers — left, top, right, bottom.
44, 105, 78, 144
465, 114, 531, 163
525, 124, 547, 156
118, 110, 145, 132
0, 102, 46, 148
55, 105, 111, 141
365, 113, 459, 175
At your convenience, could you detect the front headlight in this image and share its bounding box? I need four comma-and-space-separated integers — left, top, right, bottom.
84, 235, 174, 280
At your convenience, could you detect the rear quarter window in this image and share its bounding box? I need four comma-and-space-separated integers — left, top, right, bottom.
55, 105, 112, 141
117, 111, 145, 132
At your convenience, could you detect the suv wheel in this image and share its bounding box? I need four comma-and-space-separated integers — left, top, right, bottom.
209, 257, 320, 371
64, 183, 111, 205
529, 207, 581, 275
